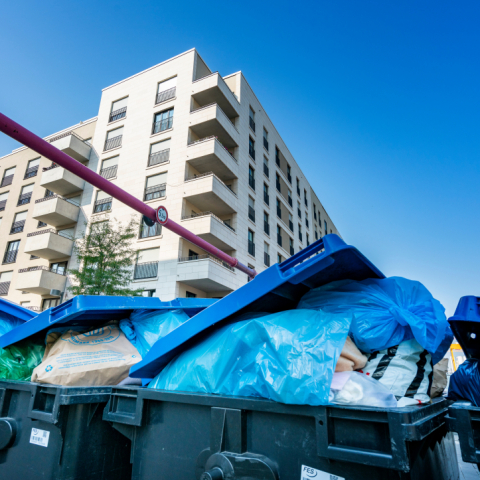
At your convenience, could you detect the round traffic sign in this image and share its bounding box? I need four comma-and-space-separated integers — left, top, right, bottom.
156, 206, 168, 224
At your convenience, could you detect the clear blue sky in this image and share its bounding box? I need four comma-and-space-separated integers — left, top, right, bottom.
0, 1, 478, 316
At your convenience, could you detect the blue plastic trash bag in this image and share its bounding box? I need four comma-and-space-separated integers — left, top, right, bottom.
120, 309, 190, 358
149, 309, 352, 406
297, 277, 452, 364
448, 359, 480, 407
0, 313, 24, 337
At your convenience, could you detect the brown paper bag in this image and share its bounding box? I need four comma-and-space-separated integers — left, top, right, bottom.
335, 336, 368, 372
31, 324, 141, 386
430, 358, 449, 398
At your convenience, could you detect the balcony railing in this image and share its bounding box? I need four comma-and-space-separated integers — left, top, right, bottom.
248, 241, 255, 257
94, 197, 112, 213
27, 228, 57, 237
0, 200, 7, 212
264, 222, 270, 236
152, 116, 173, 134
276, 206, 281, 218
148, 148, 170, 167
264, 252, 270, 267
178, 254, 234, 272
289, 220, 294, 231
188, 136, 237, 163
48, 130, 85, 144
249, 116, 255, 132
104, 135, 122, 151
144, 183, 166, 201
263, 164, 269, 177
156, 87, 176, 105
264, 192, 269, 205
249, 176, 255, 190
1, 175, 14, 187
109, 106, 127, 123
19, 265, 66, 276
277, 234, 282, 247
139, 222, 162, 239
0, 281, 10, 295
27, 306, 41, 312
263, 137, 269, 151
10, 220, 25, 234
290, 246, 294, 256
3, 250, 19, 264
24, 166, 39, 179
133, 261, 159, 279
43, 163, 58, 171
249, 145, 255, 160
17, 192, 32, 206
100, 165, 118, 179
248, 206, 255, 223
181, 211, 236, 232
185, 172, 237, 196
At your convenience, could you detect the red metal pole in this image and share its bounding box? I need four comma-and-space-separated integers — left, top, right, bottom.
0, 112, 257, 278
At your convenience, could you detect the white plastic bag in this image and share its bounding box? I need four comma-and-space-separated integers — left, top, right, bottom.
330, 371, 398, 407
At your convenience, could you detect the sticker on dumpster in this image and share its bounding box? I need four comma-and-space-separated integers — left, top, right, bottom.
301, 465, 345, 480
30, 428, 50, 447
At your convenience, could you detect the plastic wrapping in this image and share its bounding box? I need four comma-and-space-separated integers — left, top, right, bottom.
297, 276, 452, 363
0, 339, 44, 381
120, 309, 190, 358
330, 371, 398, 407
448, 359, 480, 407
0, 312, 24, 337
149, 309, 352, 405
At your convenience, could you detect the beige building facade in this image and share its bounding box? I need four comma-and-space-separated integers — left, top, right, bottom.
0, 49, 340, 311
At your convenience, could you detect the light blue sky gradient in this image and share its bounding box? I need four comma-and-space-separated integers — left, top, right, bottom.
0, 1, 478, 315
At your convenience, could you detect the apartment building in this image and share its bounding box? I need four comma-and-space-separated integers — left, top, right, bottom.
0, 49, 340, 311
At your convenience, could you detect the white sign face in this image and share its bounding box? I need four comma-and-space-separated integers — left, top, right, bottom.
156, 206, 168, 224
300, 465, 345, 480
30, 428, 50, 447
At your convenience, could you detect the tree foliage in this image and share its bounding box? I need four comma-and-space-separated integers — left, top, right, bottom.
68, 218, 144, 296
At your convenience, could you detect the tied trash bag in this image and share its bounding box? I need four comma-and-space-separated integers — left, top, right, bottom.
32, 324, 141, 386
0, 340, 44, 381
120, 309, 189, 358
330, 371, 398, 408
297, 276, 452, 363
149, 309, 352, 406
448, 359, 480, 407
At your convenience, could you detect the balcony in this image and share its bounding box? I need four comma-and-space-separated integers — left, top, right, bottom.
24, 229, 74, 260
190, 104, 238, 149
186, 137, 237, 182
49, 131, 91, 163
134, 261, 159, 280
16, 266, 66, 295
184, 172, 237, 216
33, 195, 80, 227
40, 165, 85, 196
177, 255, 236, 293
181, 212, 236, 251
191, 72, 239, 119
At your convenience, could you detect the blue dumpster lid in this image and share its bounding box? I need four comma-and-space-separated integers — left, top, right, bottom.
130, 234, 385, 380
448, 296, 480, 359
0, 297, 38, 322
0, 296, 216, 348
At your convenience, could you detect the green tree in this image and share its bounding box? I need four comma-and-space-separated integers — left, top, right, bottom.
68, 217, 144, 296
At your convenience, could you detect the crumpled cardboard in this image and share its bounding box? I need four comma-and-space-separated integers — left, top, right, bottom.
31, 324, 141, 386
335, 336, 368, 372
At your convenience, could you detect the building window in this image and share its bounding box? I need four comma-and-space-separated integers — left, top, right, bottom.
277, 225, 282, 247
313, 204, 317, 221
248, 229, 255, 256
304, 189, 308, 207
249, 136, 255, 160
0, 271, 12, 295
0, 191, 8, 211
306, 233, 310, 246
296, 177, 300, 196
264, 211, 270, 235
287, 164, 292, 183
42, 298, 59, 311
44, 189, 54, 198
94, 191, 112, 213
275, 173, 281, 192
186, 291, 197, 298
298, 224, 303, 242
324, 220, 328, 235
305, 216, 309, 228
10, 211, 27, 234
152, 108, 174, 134
37, 221, 47, 228
263, 128, 269, 151
288, 212, 293, 231
24, 158, 40, 179
3, 240, 20, 264
277, 254, 282, 264
275, 147, 280, 167
247, 263, 255, 282
144, 172, 167, 201
139, 217, 162, 239
248, 165, 255, 190
263, 156, 269, 177
100, 156, 119, 179
17, 184, 34, 206
289, 237, 294, 256
249, 107, 256, 132
50, 261, 68, 275
276, 198, 281, 219
263, 182, 269, 205
288, 189, 293, 207
315, 229, 318, 240
149, 139, 171, 167
248, 196, 255, 223
104, 126, 123, 151
134, 248, 160, 279
1, 167, 15, 188
297, 202, 302, 219
264, 243, 270, 267
142, 290, 156, 297
109, 97, 128, 122
156, 77, 177, 104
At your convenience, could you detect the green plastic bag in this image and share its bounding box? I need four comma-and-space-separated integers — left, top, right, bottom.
0, 340, 45, 381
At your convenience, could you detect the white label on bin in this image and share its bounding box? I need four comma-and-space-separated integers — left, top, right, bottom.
30, 428, 50, 447
301, 465, 345, 480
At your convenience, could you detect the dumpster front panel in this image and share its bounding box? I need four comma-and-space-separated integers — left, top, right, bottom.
448, 402, 480, 464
